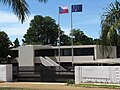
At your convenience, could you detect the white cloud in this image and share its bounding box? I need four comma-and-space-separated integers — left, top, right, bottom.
1, 27, 27, 36
1, 26, 28, 43
61, 27, 70, 35
0, 11, 34, 43
0, 11, 19, 23
0, 11, 34, 23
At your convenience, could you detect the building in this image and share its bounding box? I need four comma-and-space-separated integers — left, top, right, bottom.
12, 45, 116, 68
11, 45, 117, 82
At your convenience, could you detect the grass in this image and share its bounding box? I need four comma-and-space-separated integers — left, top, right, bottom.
68, 83, 120, 89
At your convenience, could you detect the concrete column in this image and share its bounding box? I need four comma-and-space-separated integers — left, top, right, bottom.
75, 66, 80, 84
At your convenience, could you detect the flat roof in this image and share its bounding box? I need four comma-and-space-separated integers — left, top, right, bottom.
12, 45, 116, 50
53, 45, 97, 49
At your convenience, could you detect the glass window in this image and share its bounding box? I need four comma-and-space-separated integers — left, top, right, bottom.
60, 49, 72, 56
74, 48, 94, 56
35, 49, 54, 56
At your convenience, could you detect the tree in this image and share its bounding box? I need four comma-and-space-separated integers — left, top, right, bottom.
13, 38, 20, 48
0, 0, 47, 23
70, 29, 94, 45
100, 0, 120, 55
0, 31, 11, 63
93, 39, 100, 45
60, 31, 71, 46
23, 15, 59, 45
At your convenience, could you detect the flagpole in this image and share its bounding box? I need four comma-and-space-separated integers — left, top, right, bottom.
71, 5, 74, 70
71, 4, 82, 71
58, 7, 61, 73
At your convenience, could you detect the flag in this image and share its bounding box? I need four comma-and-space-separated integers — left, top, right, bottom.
59, 6, 69, 14
72, 4, 82, 12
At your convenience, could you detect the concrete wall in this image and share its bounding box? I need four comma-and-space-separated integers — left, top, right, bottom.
75, 66, 120, 84
0, 64, 12, 82
96, 46, 116, 59
50, 56, 94, 63
18, 45, 34, 66
15, 45, 116, 66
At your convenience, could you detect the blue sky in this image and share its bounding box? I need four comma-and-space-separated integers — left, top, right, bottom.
0, 0, 118, 44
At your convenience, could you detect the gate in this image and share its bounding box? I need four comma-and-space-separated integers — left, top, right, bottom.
18, 65, 74, 82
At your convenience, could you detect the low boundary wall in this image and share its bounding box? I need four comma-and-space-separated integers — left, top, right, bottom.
75, 66, 120, 84
0, 64, 12, 82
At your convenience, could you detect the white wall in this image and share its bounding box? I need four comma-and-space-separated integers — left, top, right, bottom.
18, 46, 34, 66
75, 66, 120, 84
0, 65, 12, 82
50, 56, 94, 63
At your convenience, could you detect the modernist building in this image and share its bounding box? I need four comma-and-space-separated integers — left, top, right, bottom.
11, 45, 117, 82
12, 45, 116, 68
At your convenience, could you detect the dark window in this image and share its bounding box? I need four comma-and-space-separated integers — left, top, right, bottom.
35, 49, 54, 56
11, 50, 19, 57
34, 47, 94, 57
74, 48, 94, 56
61, 49, 72, 56
54, 49, 58, 56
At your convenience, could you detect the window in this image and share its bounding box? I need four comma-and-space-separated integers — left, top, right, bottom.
35, 49, 54, 56
63, 49, 71, 56
74, 48, 94, 56
34, 47, 94, 57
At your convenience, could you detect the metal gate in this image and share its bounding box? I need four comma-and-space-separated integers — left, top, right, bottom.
18, 65, 74, 82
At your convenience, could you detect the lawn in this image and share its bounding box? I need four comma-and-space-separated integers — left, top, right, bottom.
74, 83, 120, 89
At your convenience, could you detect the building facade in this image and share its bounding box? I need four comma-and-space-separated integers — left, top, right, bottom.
12, 45, 116, 67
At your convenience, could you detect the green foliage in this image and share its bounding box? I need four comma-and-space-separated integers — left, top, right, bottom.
93, 39, 100, 45
100, 0, 120, 46
60, 31, 71, 46
13, 38, 20, 48
23, 15, 59, 45
0, 31, 11, 63
24, 15, 99, 46
74, 84, 120, 89
100, 0, 120, 56
0, 0, 47, 23
66, 80, 75, 85
70, 29, 96, 45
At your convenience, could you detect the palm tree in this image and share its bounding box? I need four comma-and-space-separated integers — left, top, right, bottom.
0, 0, 47, 23
100, 0, 120, 56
